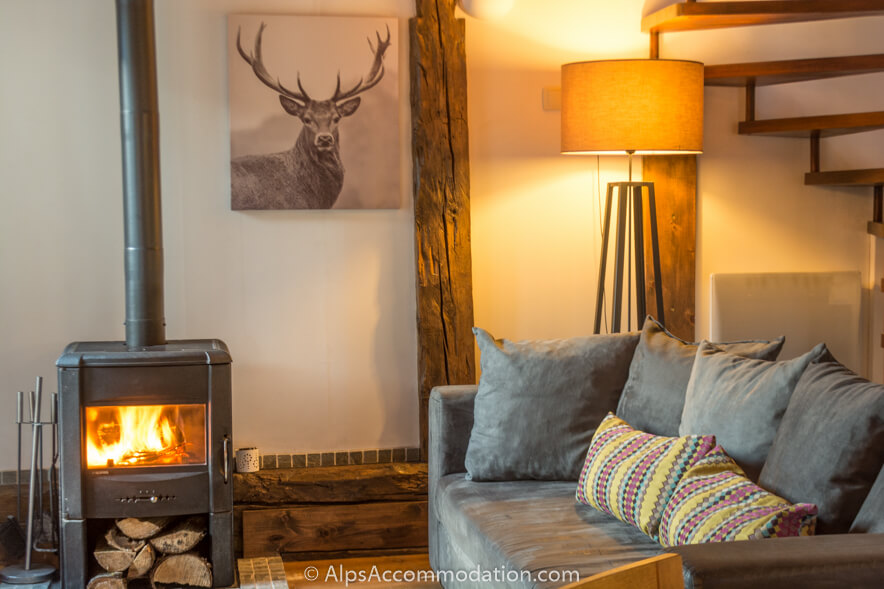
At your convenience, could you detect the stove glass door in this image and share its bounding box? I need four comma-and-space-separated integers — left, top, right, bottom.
84, 404, 206, 469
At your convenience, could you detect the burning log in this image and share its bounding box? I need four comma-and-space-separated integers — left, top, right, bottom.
150, 552, 212, 588
86, 572, 127, 589
148, 516, 206, 554
119, 441, 187, 466
127, 543, 155, 579
93, 535, 136, 572
115, 516, 172, 540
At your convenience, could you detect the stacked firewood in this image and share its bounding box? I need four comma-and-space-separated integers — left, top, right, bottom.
87, 516, 212, 589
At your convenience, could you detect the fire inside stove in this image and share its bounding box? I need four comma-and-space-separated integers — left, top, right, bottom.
84, 404, 206, 468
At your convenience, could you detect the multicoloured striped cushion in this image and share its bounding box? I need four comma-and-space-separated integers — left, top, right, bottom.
576, 413, 716, 538
659, 445, 818, 546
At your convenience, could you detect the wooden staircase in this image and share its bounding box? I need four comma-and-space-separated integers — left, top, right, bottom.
642, 1, 884, 236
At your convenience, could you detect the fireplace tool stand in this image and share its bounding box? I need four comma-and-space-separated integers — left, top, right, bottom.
0, 377, 57, 584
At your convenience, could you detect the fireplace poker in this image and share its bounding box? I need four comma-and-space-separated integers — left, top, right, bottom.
49, 391, 58, 546
16, 391, 23, 525
35, 383, 44, 546
29, 377, 42, 559
33, 392, 59, 553
0, 377, 55, 583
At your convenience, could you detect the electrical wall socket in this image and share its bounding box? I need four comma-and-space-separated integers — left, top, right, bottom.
542, 86, 561, 111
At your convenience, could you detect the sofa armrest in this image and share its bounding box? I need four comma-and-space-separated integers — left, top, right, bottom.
668, 533, 884, 589
428, 385, 477, 489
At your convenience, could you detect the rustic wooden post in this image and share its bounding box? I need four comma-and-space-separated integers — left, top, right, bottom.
410, 0, 476, 459
642, 155, 697, 341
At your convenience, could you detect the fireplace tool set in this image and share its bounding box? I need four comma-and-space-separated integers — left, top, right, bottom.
0, 376, 58, 584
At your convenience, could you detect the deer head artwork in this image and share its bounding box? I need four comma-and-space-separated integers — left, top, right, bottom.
230, 22, 392, 210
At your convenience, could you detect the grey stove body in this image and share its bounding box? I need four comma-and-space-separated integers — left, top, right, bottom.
57, 340, 234, 587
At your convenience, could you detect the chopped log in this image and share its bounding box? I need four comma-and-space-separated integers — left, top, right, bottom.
105, 526, 144, 553
93, 536, 136, 573
149, 516, 206, 554
150, 553, 212, 588
115, 517, 172, 540
87, 572, 127, 589
127, 543, 155, 579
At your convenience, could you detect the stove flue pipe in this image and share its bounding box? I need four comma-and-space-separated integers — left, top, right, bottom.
116, 0, 166, 348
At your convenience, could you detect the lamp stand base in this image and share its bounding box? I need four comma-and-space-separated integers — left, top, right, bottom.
593, 181, 664, 334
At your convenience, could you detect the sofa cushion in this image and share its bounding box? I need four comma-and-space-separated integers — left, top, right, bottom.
576, 413, 715, 538
465, 327, 639, 481
759, 359, 884, 534
435, 474, 663, 588
851, 465, 884, 533
679, 341, 826, 481
617, 316, 785, 437
659, 445, 817, 546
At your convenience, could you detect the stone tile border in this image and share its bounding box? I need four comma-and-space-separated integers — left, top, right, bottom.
0, 469, 51, 486
257, 447, 421, 471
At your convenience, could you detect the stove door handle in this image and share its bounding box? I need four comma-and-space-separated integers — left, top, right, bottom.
222, 435, 230, 484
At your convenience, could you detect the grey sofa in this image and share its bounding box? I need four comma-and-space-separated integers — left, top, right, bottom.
428, 384, 884, 589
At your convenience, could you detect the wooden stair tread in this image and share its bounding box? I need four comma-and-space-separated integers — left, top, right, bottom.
705, 54, 884, 86
805, 168, 884, 186
642, 1, 884, 33
738, 111, 884, 137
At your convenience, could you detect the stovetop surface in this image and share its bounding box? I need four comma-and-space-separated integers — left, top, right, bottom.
57, 339, 230, 367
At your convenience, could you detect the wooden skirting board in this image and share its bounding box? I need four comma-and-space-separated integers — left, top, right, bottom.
242, 501, 428, 558
234, 463, 427, 505
235, 463, 428, 558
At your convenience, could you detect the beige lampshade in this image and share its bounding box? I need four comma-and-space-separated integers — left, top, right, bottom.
561, 59, 704, 155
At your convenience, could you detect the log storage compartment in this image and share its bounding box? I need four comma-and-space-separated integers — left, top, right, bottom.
57, 341, 234, 588
87, 516, 212, 588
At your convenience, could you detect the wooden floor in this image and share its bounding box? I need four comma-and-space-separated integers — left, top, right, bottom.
285, 554, 441, 589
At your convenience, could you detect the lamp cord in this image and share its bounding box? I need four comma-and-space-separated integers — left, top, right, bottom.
627, 188, 633, 331
627, 152, 635, 331
596, 155, 608, 333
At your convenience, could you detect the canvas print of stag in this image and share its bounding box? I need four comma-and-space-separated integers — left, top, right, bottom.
228, 15, 400, 210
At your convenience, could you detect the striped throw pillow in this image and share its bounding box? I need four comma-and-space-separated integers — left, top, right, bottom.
576, 413, 716, 538
659, 445, 818, 546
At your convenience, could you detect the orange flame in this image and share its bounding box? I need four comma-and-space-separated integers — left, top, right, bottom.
85, 404, 204, 468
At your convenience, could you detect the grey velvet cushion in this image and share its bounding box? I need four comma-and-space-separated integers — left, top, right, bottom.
851, 466, 884, 533
616, 316, 785, 437
679, 341, 826, 481
759, 359, 884, 534
464, 327, 639, 481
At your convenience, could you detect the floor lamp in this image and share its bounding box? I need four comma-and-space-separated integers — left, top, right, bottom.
561, 59, 704, 334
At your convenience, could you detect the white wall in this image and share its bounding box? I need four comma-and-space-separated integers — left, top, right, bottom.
465, 1, 884, 375
465, 1, 651, 340
0, 0, 417, 471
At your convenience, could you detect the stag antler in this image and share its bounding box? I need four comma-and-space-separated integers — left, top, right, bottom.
236, 23, 312, 103
332, 24, 392, 103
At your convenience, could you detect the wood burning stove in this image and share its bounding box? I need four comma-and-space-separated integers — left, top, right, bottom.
57, 341, 234, 587
55, 1, 235, 586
